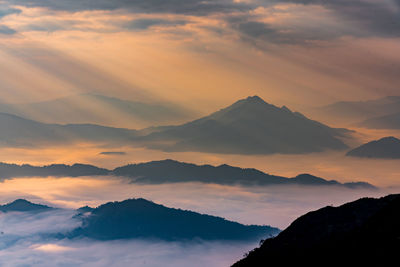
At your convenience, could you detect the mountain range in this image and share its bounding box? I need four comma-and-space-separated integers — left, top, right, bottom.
0, 162, 109, 179
357, 112, 400, 129
0, 93, 196, 128
233, 194, 400, 266
315, 96, 400, 128
138, 96, 351, 154
346, 136, 400, 159
0, 198, 280, 242
0, 159, 375, 189
0, 95, 351, 154
0, 112, 138, 147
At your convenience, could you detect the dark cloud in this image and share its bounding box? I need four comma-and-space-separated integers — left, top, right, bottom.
0, 25, 16, 35
9, 0, 252, 15
4, 0, 400, 43
277, 0, 400, 37
125, 18, 188, 31
0, 6, 21, 18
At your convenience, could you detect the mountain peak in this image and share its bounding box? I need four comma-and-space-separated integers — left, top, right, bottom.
0, 199, 53, 212
281, 105, 291, 112
227, 95, 269, 108
379, 136, 400, 143
245, 95, 264, 102
237, 95, 270, 106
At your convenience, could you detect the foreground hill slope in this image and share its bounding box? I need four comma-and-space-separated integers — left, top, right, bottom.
233, 194, 400, 266
140, 96, 350, 154
346, 136, 400, 159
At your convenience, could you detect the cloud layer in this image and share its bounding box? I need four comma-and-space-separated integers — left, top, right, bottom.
2, 0, 399, 42
0, 209, 254, 266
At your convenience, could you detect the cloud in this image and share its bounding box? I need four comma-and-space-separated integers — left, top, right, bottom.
0, 176, 392, 228
3, 0, 400, 43
124, 18, 188, 31
8, 0, 252, 15
0, 24, 15, 34
0, 238, 255, 267
277, 0, 400, 37
0, 5, 21, 18
0, 200, 260, 267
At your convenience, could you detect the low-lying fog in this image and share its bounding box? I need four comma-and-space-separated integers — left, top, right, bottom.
0, 176, 394, 228
0, 176, 395, 266
0, 209, 254, 267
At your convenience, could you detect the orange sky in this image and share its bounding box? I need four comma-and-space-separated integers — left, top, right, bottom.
0, 2, 399, 115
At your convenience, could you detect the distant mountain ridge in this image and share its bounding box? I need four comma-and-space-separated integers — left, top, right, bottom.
0, 96, 352, 154
139, 96, 351, 154
0, 159, 375, 189
346, 136, 400, 159
113, 159, 374, 189
0, 112, 138, 147
0, 199, 53, 213
0, 162, 109, 179
315, 96, 400, 125
233, 194, 400, 266
0, 93, 196, 128
358, 112, 400, 129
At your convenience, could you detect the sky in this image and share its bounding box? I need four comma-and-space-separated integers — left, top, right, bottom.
0, 0, 399, 114
0, 2, 400, 265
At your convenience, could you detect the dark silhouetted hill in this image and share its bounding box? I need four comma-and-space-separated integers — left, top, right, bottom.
0, 199, 53, 213
69, 198, 280, 241
346, 137, 400, 159
113, 159, 374, 189
0, 162, 109, 179
0, 160, 374, 189
139, 96, 350, 154
233, 194, 400, 266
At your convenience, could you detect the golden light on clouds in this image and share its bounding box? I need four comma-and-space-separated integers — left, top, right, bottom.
0, 3, 399, 112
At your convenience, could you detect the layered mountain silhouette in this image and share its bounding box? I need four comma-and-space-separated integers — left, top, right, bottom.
113, 160, 374, 189
315, 96, 400, 125
139, 96, 350, 154
233, 194, 400, 266
0, 112, 138, 146
69, 198, 280, 241
0, 93, 195, 128
0, 160, 375, 189
346, 136, 400, 159
358, 112, 400, 129
0, 96, 351, 154
0, 198, 279, 242
0, 199, 53, 213
0, 162, 109, 179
